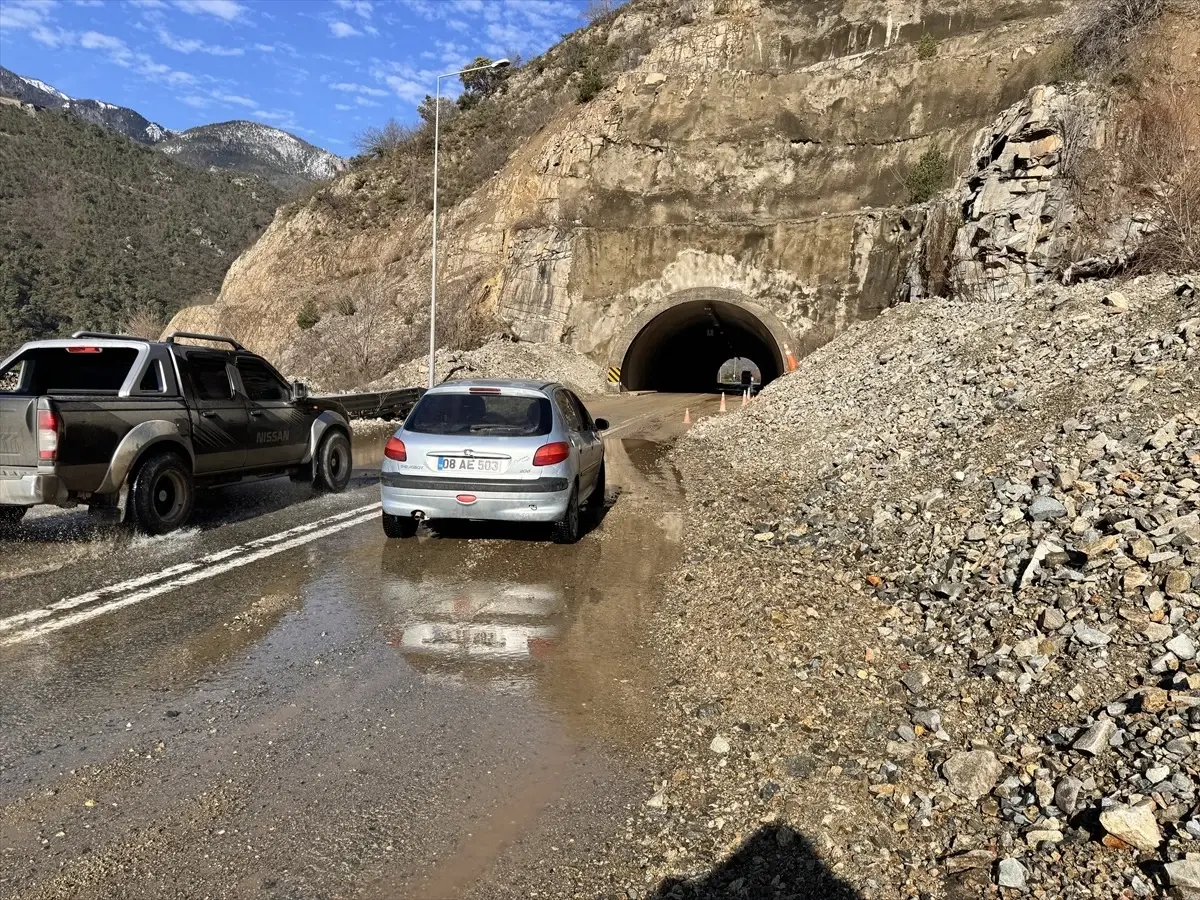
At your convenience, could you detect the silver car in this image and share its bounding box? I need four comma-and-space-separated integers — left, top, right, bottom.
379, 380, 608, 543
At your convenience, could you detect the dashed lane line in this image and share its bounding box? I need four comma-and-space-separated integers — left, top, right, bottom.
0, 504, 381, 646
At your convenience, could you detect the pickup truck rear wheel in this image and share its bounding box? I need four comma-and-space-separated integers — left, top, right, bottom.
130, 452, 194, 535
313, 430, 352, 493
0, 506, 26, 533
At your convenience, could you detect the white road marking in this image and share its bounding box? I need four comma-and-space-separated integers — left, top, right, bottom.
0, 504, 381, 646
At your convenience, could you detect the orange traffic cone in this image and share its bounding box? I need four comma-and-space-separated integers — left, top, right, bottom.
719, 393, 727, 413
683, 407, 691, 425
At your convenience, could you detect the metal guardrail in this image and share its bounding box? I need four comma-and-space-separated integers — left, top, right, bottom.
316, 388, 425, 420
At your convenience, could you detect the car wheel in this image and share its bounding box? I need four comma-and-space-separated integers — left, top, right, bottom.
313, 430, 352, 493
0, 505, 26, 534
551, 483, 580, 544
382, 513, 418, 539
587, 462, 606, 513
130, 452, 194, 535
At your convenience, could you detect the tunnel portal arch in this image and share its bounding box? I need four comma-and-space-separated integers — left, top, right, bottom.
612, 289, 792, 393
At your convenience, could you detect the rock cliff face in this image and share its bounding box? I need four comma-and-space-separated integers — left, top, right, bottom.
170, 0, 1070, 385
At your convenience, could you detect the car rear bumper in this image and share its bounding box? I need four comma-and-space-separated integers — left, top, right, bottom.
0, 472, 66, 506
380, 473, 571, 522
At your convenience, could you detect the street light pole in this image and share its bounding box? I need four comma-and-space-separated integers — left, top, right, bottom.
428, 58, 510, 389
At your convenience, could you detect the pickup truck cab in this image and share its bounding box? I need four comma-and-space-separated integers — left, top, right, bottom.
0, 331, 353, 534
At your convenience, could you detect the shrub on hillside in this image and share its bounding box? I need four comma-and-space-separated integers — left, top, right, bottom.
1130, 83, 1200, 272
917, 33, 939, 60
906, 149, 951, 203
577, 69, 605, 103
1072, 0, 1166, 73
296, 298, 321, 330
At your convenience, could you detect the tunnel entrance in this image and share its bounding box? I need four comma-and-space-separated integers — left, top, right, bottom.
620, 299, 784, 392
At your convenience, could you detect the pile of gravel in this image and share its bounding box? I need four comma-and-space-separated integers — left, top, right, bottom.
616, 274, 1199, 899
368, 336, 609, 396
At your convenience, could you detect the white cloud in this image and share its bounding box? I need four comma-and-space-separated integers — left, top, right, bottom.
330, 81, 388, 97
0, 0, 69, 43
74, 0, 106, 6
334, 103, 352, 111
80, 30, 130, 53
173, 0, 246, 21
329, 20, 361, 38
254, 42, 275, 51
216, 92, 256, 107
383, 74, 426, 104
76, 29, 197, 85
129, 0, 168, 7
157, 26, 243, 55
181, 94, 211, 107
355, 95, 379, 107
334, 0, 373, 18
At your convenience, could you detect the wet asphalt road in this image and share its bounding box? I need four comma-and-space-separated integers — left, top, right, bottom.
0, 392, 720, 900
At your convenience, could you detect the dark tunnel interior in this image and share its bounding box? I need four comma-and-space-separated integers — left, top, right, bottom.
620, 300, 784, 392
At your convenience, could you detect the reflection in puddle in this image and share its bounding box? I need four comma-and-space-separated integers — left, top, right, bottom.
381, 578, 564, 686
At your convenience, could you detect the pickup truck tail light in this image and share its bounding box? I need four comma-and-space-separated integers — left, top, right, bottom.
37, 409, 60, 462
532, 441, 570, 466
384, 437, 407, 462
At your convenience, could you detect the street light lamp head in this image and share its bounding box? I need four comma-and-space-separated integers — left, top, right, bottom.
491, 58, 511, 69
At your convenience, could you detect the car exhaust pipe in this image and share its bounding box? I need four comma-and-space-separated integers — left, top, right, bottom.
411, 510, 425, 521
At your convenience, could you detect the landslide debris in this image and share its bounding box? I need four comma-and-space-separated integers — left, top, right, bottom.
620, 274, 1199, 898
367, 336, 610, 397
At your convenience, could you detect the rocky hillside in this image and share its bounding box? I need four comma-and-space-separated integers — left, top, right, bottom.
168, 0, 1072, 384
0, 65, 169, 145
157, 121, 345, 195
0, 104, 278, 352
599, 272, 1199, 900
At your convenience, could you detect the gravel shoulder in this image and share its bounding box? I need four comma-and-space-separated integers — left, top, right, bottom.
617, 275, 1200, 899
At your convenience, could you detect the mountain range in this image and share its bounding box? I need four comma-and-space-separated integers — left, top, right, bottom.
0, 65, 342, 192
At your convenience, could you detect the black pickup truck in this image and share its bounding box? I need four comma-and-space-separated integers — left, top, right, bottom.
0, 332, 353, 534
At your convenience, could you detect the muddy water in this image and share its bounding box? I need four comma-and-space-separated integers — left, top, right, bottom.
0, 397, 707, 900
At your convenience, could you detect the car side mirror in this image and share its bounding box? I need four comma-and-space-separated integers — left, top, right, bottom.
593, 418, 609, 432
292, 380, 309, 402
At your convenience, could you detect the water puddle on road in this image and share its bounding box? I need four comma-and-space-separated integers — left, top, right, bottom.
360, 435, 686, 897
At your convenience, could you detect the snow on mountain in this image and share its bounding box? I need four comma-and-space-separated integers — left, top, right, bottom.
0, 66, 340, 191
24, 77, 70, 102
0, 65, 172, 146
157, 121, 344, 193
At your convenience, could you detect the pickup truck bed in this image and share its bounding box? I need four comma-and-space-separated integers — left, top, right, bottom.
0, 332, 354, 534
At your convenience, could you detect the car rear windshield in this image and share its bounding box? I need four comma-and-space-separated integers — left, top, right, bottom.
405, 392, 552, 436
0, 347, 140, 395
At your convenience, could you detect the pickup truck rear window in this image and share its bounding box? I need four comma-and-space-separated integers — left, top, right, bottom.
406, 393, 552, 436
0, 347, 139, 395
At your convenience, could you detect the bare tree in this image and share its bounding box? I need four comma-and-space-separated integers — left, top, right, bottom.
353, 119, 419, 157
121, 305, 165, 340
584, 0, 616, 23
1130, 82, 1200, 272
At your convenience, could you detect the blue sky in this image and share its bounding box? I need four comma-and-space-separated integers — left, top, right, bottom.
0, 0, 604, 153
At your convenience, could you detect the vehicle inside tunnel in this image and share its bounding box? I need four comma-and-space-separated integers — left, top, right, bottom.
619, 299, 784, 392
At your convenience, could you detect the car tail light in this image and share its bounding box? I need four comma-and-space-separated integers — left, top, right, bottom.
455, 494, 477, 504
66, 346, 102, 354
384, 437, 407, 461
532, 441, 569, 466
468, 387, 501, 393
37, 409, 60, 462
